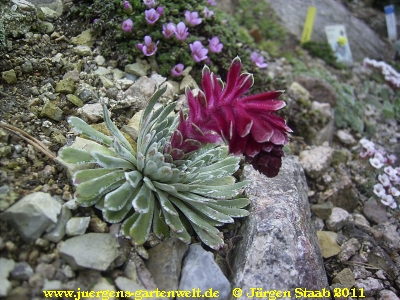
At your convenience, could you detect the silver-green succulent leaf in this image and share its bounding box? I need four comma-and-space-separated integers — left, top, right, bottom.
58, 86, 250, 250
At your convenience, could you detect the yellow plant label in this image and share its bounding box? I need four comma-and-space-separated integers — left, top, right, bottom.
301, 6, 317, 44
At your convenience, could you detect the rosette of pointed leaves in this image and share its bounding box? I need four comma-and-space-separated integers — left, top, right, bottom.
58, 87, 250, 250
172, 57, 292, 177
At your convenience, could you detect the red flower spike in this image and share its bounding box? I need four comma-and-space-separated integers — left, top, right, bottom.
169, 57, 292, 177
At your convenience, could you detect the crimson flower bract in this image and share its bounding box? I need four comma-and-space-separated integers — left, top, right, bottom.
170, 57, 292, 177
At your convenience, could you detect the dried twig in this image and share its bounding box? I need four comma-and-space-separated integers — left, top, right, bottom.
0, 121, 56, 160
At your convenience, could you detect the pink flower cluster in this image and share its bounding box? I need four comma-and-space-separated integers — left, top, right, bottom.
363, 58, 400, 89
359, 138, 399, 209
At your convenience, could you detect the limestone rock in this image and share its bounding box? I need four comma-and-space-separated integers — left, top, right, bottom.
338, 238, 361, 262
2, 70, 17, 84
299, 145, 333, 178
145, 238, 188, 296
70, 29, 95, 47
288, 81, 310, 102
378, 290, 400, 300
355, 277, 383, 297
332, 268, 355, 288
73, 45, 92, 56
59, 233, 120, 271
0, 258, 15, 297
1, 192, 61, 242
66, 94, 84, 107
311, 201, 333, 219
40, 101, 63, 121
231, 156, 329, 295
79, 103, 104, 123
55, 78, 75, 94
179, 244, 230, 300
326, 207, 351, 231
317, 231, 340, 258
125, 60, 151, 77
65, 217, 90, 236
179, 75, 199, 93
363, 197, 389, 224
295, 75, 337, 106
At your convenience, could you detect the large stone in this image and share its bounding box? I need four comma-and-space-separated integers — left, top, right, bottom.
1, 192, 61, 242
316, 231, 340, 258
145, 238, 188, 296
179, 244, 231, 300
363, 197, 390, 224
59, 233, 120, 271
295, 75, 337, 106
265, 0, 385, 61
299, 145, 333, 178
231, 156, 329, 296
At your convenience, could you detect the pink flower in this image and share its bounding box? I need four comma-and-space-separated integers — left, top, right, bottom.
93, 18, 99, 23
207, 0, 216, 6
137, 36, 159, 56
387, 154, 397, 164
123, 1, 132, 10
369, 157, 384, 169
122, 18, 133, 33
174, 22, 189, 41
209, 37, 223, 53
250, 52, 268, 68
389, 186, 400, 197
378, 173, 391, 187
145, 8, 160, 25
373, 183, 386, 197
203, 7, 214, 18
184, 11, 202, 27
381, 194, 397, 208
156, 6, 164, 15
190, 41, 208, 63
171, 64, 184, 77
143, 0, 156, 8
169, 57, 291, 177
162, 23, 176, 39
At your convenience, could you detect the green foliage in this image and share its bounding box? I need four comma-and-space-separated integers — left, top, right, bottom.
68, 0, 268, 87
302, 41, 346, 69
58, 88, 250, 250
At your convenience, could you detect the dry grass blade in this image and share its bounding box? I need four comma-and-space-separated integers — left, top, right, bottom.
0, 121, 56, 160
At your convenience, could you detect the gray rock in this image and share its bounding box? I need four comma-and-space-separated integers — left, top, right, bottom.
59, 233, 120, 271
38, 7, 59, 20
75, 83, 97, 103
94, 66, 111, 76
127, 76, 157, 100
363, 197, 389, 224
10, 261, 33, 280
95, 55, 106, 66
287, 81, 310, 102
42, 279, 62, 290
79, 103, 104, 123
125, 60, 151, 77
179, 75, 199, 93
332, 268, 355, 288
295, 75, 337, 106
179, 244, 230, 300
354, 277, 383, 296
1, 192, 61, 242
43, 205, 72, 242
265, 0, 385, 61
0, 258, 15, 297
66, 217, 90, 236
368, 246, 398, 281
311, 201, 333, 219
353, 213, 371, 229
353, 266, 372, 280
299, 145, 333, 178
99, 76, 114, 88
378, 290, 399, 300
326, 207, 351, 231
231, 157, 329, 295
338, 238, 361, 262
145, 238, 188, 295
21, 60, 33, 73
150, 73, 167, 86
73, 45, 92, 56
317, 231, 340, 258
91, 277, 117, 296
371, 223, 400, 252
321, 164, 359, 212
336, 130, 356, 145
2, 70, 17, 84
114, 276, 145, 293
